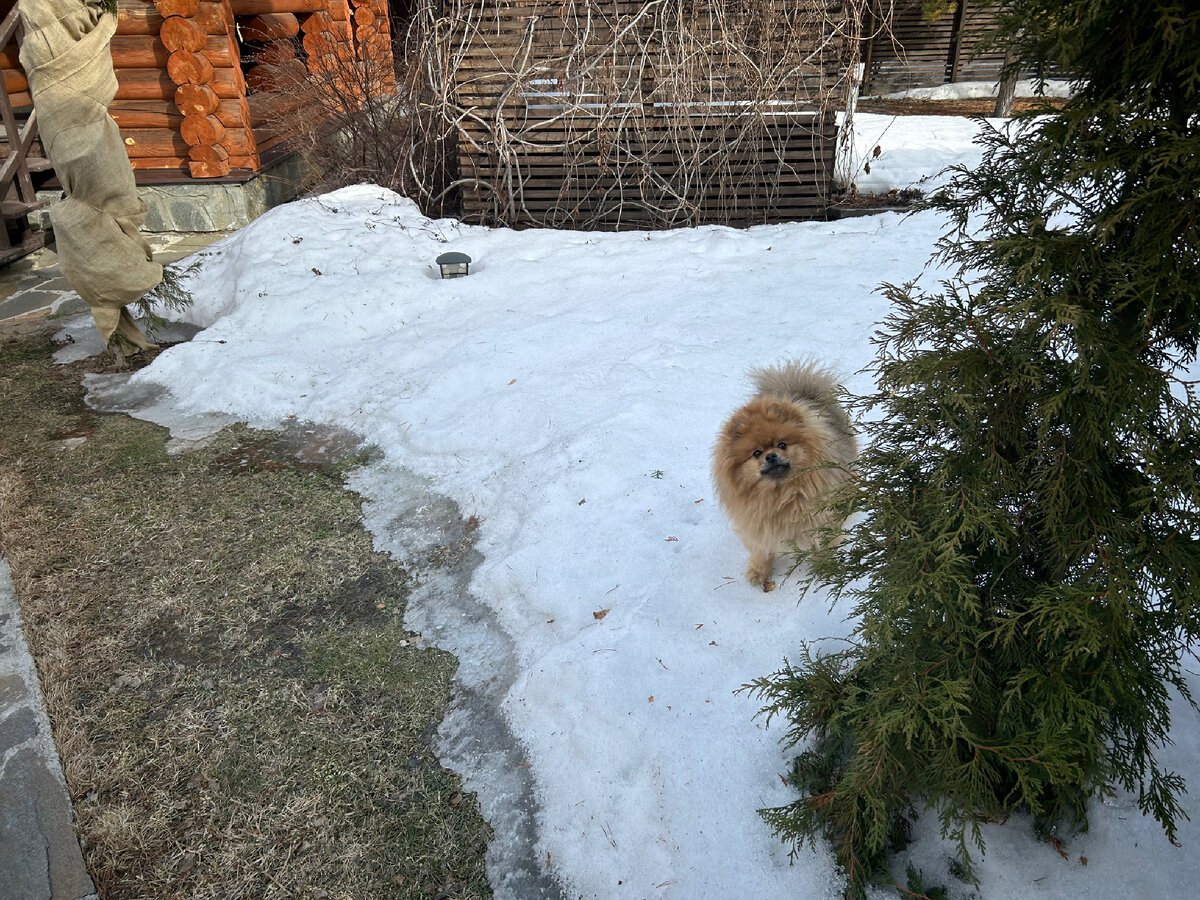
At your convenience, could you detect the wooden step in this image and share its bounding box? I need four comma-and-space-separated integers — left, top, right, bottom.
0, 197, 47, 217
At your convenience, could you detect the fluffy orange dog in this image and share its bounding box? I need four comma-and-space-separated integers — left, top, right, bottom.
713, 361, 857, 591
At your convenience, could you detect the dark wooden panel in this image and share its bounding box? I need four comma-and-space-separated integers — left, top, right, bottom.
862, 0, 1014, 94
447, 0, 848, 228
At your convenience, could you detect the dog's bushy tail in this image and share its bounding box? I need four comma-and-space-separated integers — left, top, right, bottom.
750, 361, 854, 442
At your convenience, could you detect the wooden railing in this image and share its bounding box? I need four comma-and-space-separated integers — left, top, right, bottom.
0, 3, 49, 265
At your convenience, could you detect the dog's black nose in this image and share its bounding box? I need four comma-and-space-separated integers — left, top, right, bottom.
765, 452, 779, 464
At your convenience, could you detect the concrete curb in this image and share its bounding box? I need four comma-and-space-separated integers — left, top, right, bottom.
0, 559, 97, 900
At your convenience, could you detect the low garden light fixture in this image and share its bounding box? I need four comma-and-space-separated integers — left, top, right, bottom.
436, 251, 472, 279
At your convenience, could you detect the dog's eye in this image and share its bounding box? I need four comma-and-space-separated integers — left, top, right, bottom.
752, 449, 763, 459
777, 442, 787, 450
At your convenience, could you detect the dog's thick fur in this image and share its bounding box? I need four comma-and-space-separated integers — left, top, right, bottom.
713, 362, 857, 590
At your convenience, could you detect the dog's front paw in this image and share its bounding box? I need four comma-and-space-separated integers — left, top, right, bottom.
746, 552, 775, 590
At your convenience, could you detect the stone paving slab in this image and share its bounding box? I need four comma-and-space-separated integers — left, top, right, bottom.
0, 232, 225, 329
0, 559, 97, 900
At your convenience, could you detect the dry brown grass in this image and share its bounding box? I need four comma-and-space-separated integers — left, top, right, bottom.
0, 327, 491, 900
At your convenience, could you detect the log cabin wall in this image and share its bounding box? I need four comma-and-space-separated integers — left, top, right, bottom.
0, 0, 395, 181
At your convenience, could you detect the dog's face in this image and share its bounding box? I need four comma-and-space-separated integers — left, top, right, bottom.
715, 397, 829, 492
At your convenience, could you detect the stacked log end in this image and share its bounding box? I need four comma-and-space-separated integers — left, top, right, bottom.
348, 0, 394, 92
243, 13, 305, 94
299, 2, 353, 83
153, 0, 258, 177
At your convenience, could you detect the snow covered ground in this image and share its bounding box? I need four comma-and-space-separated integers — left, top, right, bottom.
76, 112, 1200, 899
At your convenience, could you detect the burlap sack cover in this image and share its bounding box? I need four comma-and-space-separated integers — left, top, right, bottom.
18, 0, 162, 348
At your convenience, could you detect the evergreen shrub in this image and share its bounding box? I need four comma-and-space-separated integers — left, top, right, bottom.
747, 2, 1200, 896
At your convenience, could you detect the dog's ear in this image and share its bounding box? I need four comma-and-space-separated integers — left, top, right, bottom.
766, 401, 791, 421
725, 415, 746, 439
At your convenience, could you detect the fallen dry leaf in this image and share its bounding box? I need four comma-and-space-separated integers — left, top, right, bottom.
665, 536, 678, 542
593, 608, 610, 620
1050, 836, 1068, 860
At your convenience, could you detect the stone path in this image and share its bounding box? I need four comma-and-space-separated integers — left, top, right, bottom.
0, 561, 97, 900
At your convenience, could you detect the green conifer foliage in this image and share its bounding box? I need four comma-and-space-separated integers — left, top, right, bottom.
747, 2, 1200, 896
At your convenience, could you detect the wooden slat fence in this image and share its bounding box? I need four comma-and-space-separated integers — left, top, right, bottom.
437, 0, 855, 229
861, 0, 1009, 94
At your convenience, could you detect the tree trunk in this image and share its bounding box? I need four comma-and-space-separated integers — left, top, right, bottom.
994, 48, 1018, 117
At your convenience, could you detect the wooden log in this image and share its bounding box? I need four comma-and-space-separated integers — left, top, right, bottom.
352, 6, 374, 27
188, 139, 233, 177
256, 37, 298, 62
110, 97, 249, 129
246, 60, 307, 93
301, 30, 342, 58
117, 4, 164, 35
195, 1, 232, 34
355, 26, 388, 50
166, 49, 215, 85
231, 0, 333, 16
154, 0, 201, 17
121, 126, 253, 158
232, 96, 254, 134
246, 42, 306, 92
300, 10, 350, 35
160, 15, 206, 53
130, 154, 257, 171
110, 103, 183, 129
241, 13, 301, 41
190, 159, 232, 177
246, 88, 309, 126
189, 142, 230, 163
107, 34, 235, 69
181, 113, 226, 145
117, 66, 242, 100
253, 127, 305, 156
119, 2, 227, 36
3, 67, 26, 95
174, 81, 220, 115
229, 55, 247, 97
